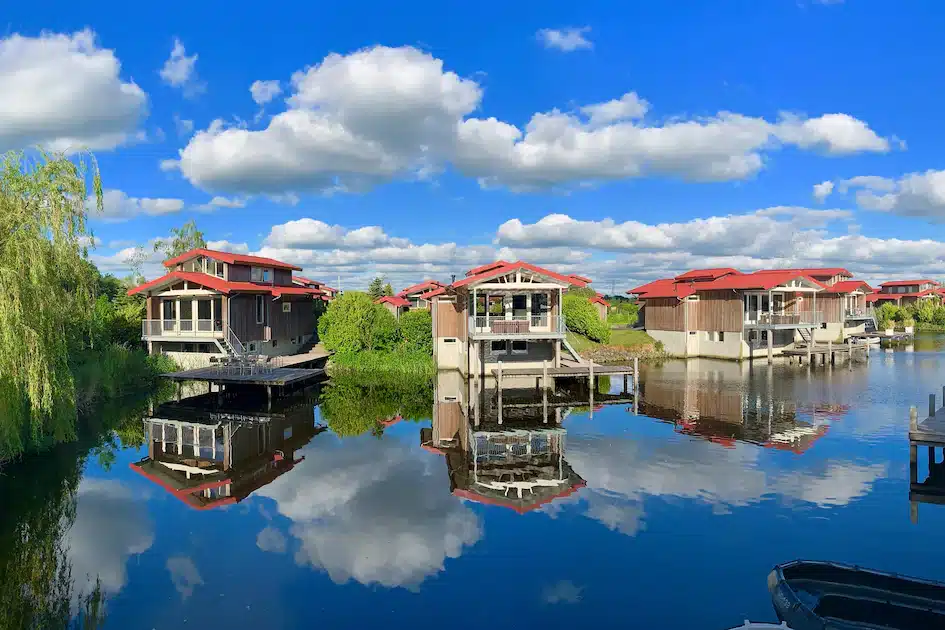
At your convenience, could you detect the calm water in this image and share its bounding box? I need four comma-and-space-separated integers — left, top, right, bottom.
5, 337, 945, 629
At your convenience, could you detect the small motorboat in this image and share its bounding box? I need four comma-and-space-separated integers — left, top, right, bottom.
768, 560, 945, 629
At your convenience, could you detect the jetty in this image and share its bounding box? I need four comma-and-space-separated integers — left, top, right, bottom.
162, 345, 330, 407
908, 387, 945, 523
780, 339, 872, 366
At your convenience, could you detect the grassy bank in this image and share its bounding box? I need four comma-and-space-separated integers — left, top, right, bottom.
915, 324, 945, 332
567, 329, 667, 362
327, 350, 435, 379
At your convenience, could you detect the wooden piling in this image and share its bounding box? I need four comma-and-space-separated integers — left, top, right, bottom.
930, 393, 936, 419
543, 360, 549, 390
633, 356, 639, 394
910, 406, 918, 431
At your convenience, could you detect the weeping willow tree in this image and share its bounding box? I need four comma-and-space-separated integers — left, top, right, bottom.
0, 150, 103, 460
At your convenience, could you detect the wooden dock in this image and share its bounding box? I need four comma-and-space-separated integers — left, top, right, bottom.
908, 387, 945, 523
163, 366, 325, 387
780, 340, 871, 366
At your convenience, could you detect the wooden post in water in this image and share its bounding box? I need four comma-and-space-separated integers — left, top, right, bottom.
588, 361, 595, 390
633, 357, 640, 396
827, 340, 833, 366
767, 332, 773, 364
542, 377, 548, 424
910, 404, 919, 525
623, 373, 628, 395
930, 393, 936, 419
497, 361, 503, 425
910, 406, 918, 432
543, 360, 549, 391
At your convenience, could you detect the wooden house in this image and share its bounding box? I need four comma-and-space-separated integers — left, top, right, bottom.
590, 293, 610, 321
871, 279, 941, 306
293, 276, 337, 301
128, 248, 321, 367
396, 280, 446, 310
424, 261, 587, 375
629, 267, 873, 360
375, 295, 411, 319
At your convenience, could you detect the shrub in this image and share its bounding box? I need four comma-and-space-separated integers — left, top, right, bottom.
399, 309, 433, 355
317, 291, 402, 353
563, 293, 611, 343
933, 307, 945, 326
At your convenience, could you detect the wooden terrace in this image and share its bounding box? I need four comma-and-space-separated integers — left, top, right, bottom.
779, 340, 872, 366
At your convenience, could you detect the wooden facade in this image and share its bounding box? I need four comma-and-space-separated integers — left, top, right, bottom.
644, 298, 686, 332
229, 295, 266, 342
436, 297, 467, 341
268, 295, 316, 342
818, 294, 843, 323
688, 291, 743, 333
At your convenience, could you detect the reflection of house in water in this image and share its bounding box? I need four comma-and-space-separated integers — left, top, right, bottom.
131, 393, 325, 509
420, 372, 631, 513
638, 360, 848, 453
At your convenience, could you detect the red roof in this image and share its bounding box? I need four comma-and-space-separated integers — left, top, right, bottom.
452, 261, 588, 288
673, 268, 741, 281
568, 274, 593, 284
824, 280, 872, 294
465, 260, 510, 277
418, 286, 448, 300
880, 279, 939, 287
163, 248, 302, 271
127, 271, 321, 297
453, 480, 586, 514
753, 267, 851, 278
696, 271, 822, 291
590, 293, 610, 307
628, 278, 695, 299
375, 295, 410, 308
396, 280, 444, 297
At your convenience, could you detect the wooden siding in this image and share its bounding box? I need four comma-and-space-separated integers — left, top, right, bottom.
229, 295, 266, 343
146, 296, 159, 319
688, 291, 743, 332
643, 298, 686, 332
269, 296, 316, 341
818, 294, 842, 323
274, 268, 293, 286
436, 298, 466, 341
228, 264, 251, 282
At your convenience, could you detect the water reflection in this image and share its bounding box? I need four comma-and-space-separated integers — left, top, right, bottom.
131, 392, 326, 510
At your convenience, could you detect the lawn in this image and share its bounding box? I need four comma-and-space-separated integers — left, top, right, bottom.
567, 328, 656, 350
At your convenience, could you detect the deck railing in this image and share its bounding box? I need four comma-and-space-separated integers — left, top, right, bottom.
845, 308, 874, 319
469, 314, 564, 336
142, 319, 222, 338
747, 311, 825, 327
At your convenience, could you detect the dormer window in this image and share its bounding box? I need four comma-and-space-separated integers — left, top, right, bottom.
251, 267, 272, 283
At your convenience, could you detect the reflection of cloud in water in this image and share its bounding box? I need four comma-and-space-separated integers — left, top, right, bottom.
166, 555, 203, 600
568, 435, 887, 534
65, 478, 153, 601
543, 580, 583, 604
257, 436, 481, 589
256, 526, 287, 553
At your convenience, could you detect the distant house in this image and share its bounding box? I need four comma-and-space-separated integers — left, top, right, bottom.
375, 295, 411, 319
397, 280, 446, 310
589, 293, 611, 321
128, 248, 321, 366
629, 267, 873, 360
293, 276, 338, 301
425, 260, 587, 374
871, 280, 941, 306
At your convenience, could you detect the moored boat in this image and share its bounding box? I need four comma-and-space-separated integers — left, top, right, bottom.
768, 560, 945, 629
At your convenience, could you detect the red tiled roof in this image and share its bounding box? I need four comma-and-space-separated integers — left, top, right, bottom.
452, 261, 588, 288
163, 248, 302, 271
875, 289, 940, 299
824, 280, 872, 294
628, 278, 695, 300
127, 271, 321, 297
568, 274, 593, 284
453, 480, 586, 514
375, 295, 411, 308
465, 260, 510, 277
753, 267, 852, 278
418, 286, 448, 300
880, 279, 939, 287
590, 293, 610, 307
696, 271, 822, 291
396, 280, 444, 297
673, 268, 741, 281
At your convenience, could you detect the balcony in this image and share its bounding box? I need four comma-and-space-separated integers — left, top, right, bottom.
744, 310, 824, 329
468, 314, 565, 339
844, 308, 874, 320
142, 319, 224, 339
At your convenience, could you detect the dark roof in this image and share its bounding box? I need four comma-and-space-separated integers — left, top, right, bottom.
163, 248, 302, 271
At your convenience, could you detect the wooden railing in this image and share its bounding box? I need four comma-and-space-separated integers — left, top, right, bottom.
748, 311, 825, 326
141, 319, 222, 338
469, 314, 564, 336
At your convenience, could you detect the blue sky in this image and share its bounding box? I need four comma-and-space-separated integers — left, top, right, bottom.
4, 0, 945, 291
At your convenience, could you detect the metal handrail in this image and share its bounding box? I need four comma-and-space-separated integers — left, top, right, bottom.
752, 311, 825, 326
224, 324, 245, 355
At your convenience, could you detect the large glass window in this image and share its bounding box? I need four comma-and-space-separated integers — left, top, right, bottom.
251, 267, 272, 282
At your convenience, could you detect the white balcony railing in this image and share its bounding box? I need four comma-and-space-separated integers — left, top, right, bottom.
746, 311, 825, 327
845, 308, 874, 319
142, 319, 222, 338
469, 314, 565, 337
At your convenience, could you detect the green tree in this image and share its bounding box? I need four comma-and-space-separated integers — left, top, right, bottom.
916, 300, 936, 324
367, 276, 387, 299
563, 293, 611, 343
383, 283, 394, 297
0, 150, 102, 458
317, 291, 402, 353
153, 219, 206, 261
399, 309, 433, 355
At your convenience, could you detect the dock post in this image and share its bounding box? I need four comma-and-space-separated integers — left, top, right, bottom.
588, 361, 595, 391
267, 385, 272, 411
807, 339, 812, 366
623, 373, 628, 395
767, 333, 773, 364
633, 356, 639, 393
497, 362, 503, 425
828, 341, 833, 366
543, 360, 549, 390
930, 393, 936, 419
910, 406, 918, 432
177, 382, 182, 402
542, 380, 548, 424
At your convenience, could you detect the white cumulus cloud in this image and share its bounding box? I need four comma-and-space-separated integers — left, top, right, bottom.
0, 30, 147, 152
536, 27, 593, 52
250, 79, 282, 105
160, 38, 204, 96
89, 189, 185, 222
834, 169, 945, 220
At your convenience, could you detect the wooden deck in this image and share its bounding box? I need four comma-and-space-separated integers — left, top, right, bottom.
908, 387, 945, 523
780, 341, 871, 365
163, 366, 325, 387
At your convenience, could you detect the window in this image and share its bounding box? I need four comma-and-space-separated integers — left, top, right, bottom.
719, 332, 725, 342
213, 260, 224, 278
248, 343, 256, 352
511, 340, 527, 354
282, 302, 292, 313
255, 295, 265, 324
251, 267, 272, 283
491, 340, 507, 353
